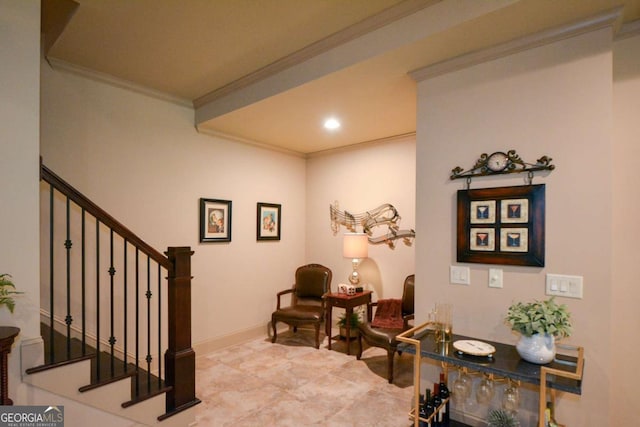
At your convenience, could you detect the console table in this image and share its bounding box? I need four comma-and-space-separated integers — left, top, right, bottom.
324, 291, 372, 355
0, 326, 20, 405
397, 322, 584, 427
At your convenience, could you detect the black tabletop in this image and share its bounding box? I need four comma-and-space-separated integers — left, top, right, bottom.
397, 330, 582, 394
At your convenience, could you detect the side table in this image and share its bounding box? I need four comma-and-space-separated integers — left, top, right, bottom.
324, 291, 372, 355
0, 326, 20, 405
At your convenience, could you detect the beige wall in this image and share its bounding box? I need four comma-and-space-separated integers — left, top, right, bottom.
40, 59, 419, 348
39, 65, 308, 348
0, 0, 44, 402
306, 137, 416, 300
12, 3, 639, 423
611, 33, 640, 426
416, 28, 616, 425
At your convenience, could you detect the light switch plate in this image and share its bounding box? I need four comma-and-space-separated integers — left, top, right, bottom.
546, 274, 583, 299
450, 266, 470, 285
489, 268, 503, 288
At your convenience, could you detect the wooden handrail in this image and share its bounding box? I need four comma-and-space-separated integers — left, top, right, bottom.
40, 162, 171, 270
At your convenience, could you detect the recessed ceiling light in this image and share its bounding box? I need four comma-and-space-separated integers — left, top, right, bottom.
324, 118, 341, 130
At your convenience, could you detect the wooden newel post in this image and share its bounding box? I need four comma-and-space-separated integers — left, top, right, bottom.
164, 246, 200, 415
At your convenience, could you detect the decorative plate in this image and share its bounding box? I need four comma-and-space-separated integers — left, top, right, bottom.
453, 340, 496, 356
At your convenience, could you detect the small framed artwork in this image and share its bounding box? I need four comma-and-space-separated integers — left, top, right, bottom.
457, 185, 545, 266
501, 199, 529, 223
469, 228, 495, 251
500, 228, 528, 252
470, 200, 496, 224
257, 202, 281, 241
200, 198, 232, 242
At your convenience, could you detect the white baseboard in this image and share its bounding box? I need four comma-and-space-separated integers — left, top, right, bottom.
194, 322, 293, 357
20, 336, 44, 374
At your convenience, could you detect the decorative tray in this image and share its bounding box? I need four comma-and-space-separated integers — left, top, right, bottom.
453, 340, 496, 357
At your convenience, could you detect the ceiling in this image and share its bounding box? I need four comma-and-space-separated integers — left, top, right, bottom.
42, 0, 640, 156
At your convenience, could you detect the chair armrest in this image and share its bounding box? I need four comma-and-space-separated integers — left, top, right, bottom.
402, 313, 415, 330
366, 301, 379, 323
276, 288, 295, 309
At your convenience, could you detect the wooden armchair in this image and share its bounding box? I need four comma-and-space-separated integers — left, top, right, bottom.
357, 274, 415, 383
271, 264, 332, 349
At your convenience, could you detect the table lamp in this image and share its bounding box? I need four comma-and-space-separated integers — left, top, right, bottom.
343, 233, 368, 285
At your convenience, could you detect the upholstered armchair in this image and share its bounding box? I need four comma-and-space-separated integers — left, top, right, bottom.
271, 264, 332, 349
357, 274, 415, 383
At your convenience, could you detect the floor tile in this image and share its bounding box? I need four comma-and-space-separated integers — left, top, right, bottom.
195, 330, 415, 426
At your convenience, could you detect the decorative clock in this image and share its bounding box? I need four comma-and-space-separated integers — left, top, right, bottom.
451, 150, 554, 182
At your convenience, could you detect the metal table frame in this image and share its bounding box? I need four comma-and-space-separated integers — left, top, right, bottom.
397, 321, 584, 427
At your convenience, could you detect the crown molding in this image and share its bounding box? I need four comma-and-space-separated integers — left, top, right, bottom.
196, 125, 415, 159
193, 0, 441, 108
46, 57, 193, 108
195, 126, 307, 159
305, 132, 416, 159
409, 7, 623, 82
615, 19, 640, 40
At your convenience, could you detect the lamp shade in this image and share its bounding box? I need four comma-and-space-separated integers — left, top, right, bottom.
343, 233, 368, 259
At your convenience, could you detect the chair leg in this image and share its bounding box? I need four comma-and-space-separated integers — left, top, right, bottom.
314, 324, 320, 349
356, 334, 363, 360
271, 318, 277, 343
386, 349, 395, 384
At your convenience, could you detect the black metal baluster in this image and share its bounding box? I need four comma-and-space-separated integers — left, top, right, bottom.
123, 239, 128, 372
146, 256, 152, 392
96, 220, 101, 380
135, 248, 140, 398
157, 263, 162, 388
49, 185, 54, 364
81, 209, 86, 355
108, 230, 116, 377
65, 197, 73, 358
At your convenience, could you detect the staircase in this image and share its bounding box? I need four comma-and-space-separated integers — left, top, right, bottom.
24, 161, 200, 426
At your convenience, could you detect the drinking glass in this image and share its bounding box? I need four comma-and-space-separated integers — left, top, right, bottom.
502, 379, 520, 414
435, 303, 452, 343
452, 368, 472, 403
475, 374, 495, 405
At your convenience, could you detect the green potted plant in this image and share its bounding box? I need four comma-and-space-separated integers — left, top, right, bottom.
0, 274, 23, 313
337, 311, 361, 338
506, 297, 571, 364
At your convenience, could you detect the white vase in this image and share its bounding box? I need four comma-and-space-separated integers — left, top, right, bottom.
516, 333, 556, 364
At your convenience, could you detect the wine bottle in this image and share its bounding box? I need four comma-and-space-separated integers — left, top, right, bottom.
424, 389, 434, 427
418, 394, 428, 427
432, 383, 442, 427
439, 372, 450, 427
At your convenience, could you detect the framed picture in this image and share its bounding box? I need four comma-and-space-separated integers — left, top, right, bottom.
200, 198, 232, 242
257, 202, 281, 241
457, 185, 545, 266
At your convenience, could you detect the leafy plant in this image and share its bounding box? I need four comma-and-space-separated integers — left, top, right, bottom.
0, 274, 23, 313
337, 311, 361, 328
506, 297, 571, 338
487, 409, 520, 427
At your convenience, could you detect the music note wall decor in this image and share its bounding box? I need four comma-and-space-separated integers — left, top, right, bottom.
330, 202, 415, 248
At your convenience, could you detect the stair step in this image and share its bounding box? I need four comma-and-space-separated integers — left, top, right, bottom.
29, 323, 170, 406
41, 323, 96, 364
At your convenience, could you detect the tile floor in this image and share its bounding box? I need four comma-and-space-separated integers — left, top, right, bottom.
195, 329, 415, 426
